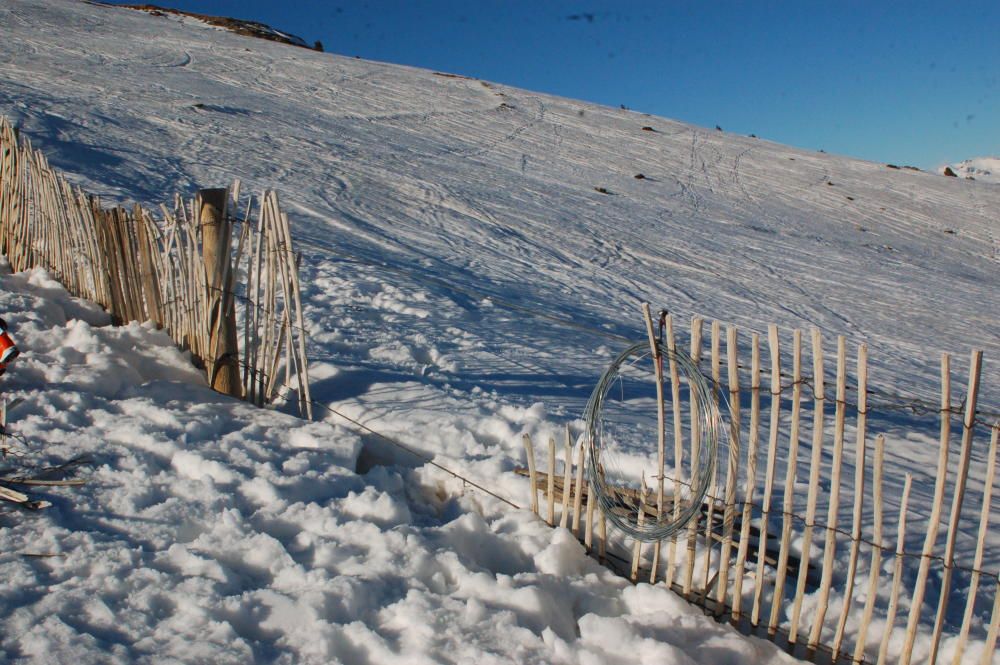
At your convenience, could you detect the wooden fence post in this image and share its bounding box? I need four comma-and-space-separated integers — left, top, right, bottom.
199, 188, 241, 398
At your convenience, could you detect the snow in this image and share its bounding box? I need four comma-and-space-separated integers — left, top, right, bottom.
944, 157, 1000, 185
0, 266, 800, 664
0, 0, 998, 663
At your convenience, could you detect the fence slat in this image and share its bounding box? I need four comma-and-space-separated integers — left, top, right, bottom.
631, 479, 648, 581
585, 472, 596, 550
682, 316, 704, 598
664, 314, 684, 587
572, 435, 586, 535
832, 342, 868, 658
522, 434, 538, 515
278, 210, 312, 418
716, 325, 741, 609
546, 436, 556, 525
732, 331, 760, 622
752, 324, 781, 626
789, 328, 826, 643
981, 578, 1000, 665
769, 328, 802, 636
852, 433, 886, 664
642, 303, 666, 583
952, 423, 998, 665
560, 425, 573, 528
900, 352, 952, 664
808, 335, 847, 652
699, 320, 722, 602
924, 350, 983, 665
877, 473, 914, 665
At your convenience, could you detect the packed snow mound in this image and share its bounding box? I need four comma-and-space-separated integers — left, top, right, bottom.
942, 156, 1000, 183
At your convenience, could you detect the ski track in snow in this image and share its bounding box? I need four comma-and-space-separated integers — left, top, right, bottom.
1, 1, 999, 663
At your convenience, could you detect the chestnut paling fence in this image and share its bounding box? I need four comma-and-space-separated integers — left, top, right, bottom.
522, 314, 998, 665
0, 116, 311, 417
3, 116, 997, 665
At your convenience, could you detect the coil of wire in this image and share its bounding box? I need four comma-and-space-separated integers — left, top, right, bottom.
584, 340, 721, 542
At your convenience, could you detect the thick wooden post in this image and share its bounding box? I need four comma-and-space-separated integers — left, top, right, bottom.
199, 188, 241, 397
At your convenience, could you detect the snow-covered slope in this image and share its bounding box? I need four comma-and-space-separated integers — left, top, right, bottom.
943, 157, 1000, 184
1, 0, 998, 663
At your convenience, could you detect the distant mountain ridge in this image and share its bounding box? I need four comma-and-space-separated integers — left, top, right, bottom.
941, 156, 1000, 183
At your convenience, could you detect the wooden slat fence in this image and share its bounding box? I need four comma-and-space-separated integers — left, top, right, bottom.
522, 312, 999, 665
0, 116, 310, 417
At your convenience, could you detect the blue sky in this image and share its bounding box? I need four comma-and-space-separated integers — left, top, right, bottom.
135, 1, 998, 170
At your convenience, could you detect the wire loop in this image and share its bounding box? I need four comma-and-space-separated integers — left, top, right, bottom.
585, 340, 723, 542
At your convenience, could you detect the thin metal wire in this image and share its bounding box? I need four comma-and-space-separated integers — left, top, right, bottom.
585, 340, 722, 542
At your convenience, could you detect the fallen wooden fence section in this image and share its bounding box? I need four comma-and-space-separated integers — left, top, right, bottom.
521, 315, 999, 665
0, 116, 311, 417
